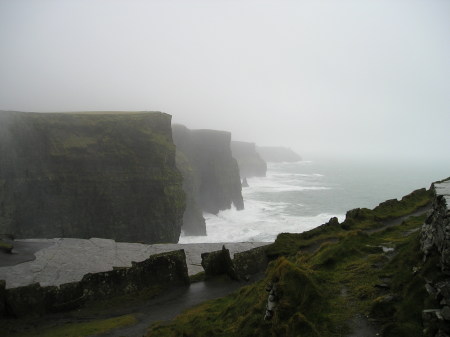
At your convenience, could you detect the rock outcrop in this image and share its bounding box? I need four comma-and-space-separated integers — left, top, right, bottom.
421, 179, 450, 268
230, 141, 267, 178
0, 111, 185, 243
173, 125, 244, 235
256, 146, 301, 162
200, 244, 269, 281
421, 178, 450, 337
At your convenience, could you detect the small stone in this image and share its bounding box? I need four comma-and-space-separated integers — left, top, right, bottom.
441, 306, 450, 321
426, 283, 438, 298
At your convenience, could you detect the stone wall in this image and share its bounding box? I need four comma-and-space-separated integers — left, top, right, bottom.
421, 179, 450, 271
420, 178, 450, 337
0, 250, 189, 318
200, 245, 269, 281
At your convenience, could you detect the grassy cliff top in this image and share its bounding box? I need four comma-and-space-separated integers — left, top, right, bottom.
146, 187, 434, 337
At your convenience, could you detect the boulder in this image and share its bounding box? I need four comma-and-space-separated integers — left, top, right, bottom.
201, 246, 238, 280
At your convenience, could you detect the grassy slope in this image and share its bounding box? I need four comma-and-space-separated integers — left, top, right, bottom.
146, 188, 435, 336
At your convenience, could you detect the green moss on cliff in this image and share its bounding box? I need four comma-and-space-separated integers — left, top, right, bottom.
0, 111, 185, 243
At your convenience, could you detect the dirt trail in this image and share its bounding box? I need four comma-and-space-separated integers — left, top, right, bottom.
344, 204, 430, 337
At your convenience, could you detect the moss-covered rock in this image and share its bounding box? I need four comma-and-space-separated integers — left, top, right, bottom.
201, 246, 238, 280
0, 111, 185, 243
233, 245, 269, 280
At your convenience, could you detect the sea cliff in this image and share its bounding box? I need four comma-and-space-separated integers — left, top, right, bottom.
173, 124, 244, 235
230, 141, 267, 178
257, 146, 302, 162
0, 111, 185, 243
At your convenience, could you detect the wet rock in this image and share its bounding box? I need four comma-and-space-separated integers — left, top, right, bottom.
201, 246, 238, 280
427, 283, 439, 298
374, 283, 390, 290
0, 280, 5, 317
441, 306, 450, 321
264, 281, 278, 320
242, 177, 249, 187
233, 245, 268, 280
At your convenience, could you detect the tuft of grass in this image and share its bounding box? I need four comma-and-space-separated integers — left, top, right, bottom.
6, 314, 137, 337
189, 271, 205, 283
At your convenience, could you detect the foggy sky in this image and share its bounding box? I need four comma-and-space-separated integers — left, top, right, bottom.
1, 0, 449, 163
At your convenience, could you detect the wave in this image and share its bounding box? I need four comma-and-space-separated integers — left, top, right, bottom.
243, 178, 331, 194
179, 198, 344, 243
179, 161, 343, 244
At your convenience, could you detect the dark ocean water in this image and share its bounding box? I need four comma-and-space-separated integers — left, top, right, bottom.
179, 158, 450, 243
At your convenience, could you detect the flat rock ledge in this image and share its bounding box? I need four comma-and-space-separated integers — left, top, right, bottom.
0, 238, 269, 289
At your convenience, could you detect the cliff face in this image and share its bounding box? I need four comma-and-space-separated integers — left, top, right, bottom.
256, 146, 301, 162
173, 125, 244, 234
0, 111, 185, 243
230, 141, 267, 178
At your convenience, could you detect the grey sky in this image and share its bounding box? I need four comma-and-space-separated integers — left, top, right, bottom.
0, 0, 449, 163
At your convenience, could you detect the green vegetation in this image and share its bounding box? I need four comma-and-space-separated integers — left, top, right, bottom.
6, 314, 137, 337
189, 271, 206, 283
145, 188, 434, 336
0, 241, 13, 252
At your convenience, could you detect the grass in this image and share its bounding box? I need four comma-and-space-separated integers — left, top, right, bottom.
5, 314, 137, 337
143, 188, 434, 337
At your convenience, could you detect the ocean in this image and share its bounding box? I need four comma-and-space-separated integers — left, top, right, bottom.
179, 158, 450, 243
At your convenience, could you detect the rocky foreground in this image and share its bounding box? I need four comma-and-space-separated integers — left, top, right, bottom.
0, 239, 268, 288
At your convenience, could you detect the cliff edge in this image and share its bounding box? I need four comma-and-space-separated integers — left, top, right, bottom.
173, 125, 244, 235
0, 111, 185, 243
256, 146, 301, 162
230, 141, 267, 178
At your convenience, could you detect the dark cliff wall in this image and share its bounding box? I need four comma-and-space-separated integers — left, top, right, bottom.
256, 146, 302, 162
230, 141, 267, 178
173, 125, 244, 234
0, 111, 185, 243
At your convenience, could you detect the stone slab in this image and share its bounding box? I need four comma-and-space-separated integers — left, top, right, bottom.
0, 238, 269, 289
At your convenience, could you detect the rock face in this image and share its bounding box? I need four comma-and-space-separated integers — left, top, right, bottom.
230, 141, 267, 178
172, 125, 244, 235
421, 178, 450, 270
201, 246, 238, 280
200, 245, 269, 281
256, 146, 301, 162
0, 111, 185, 243
421, 178, 450, 337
